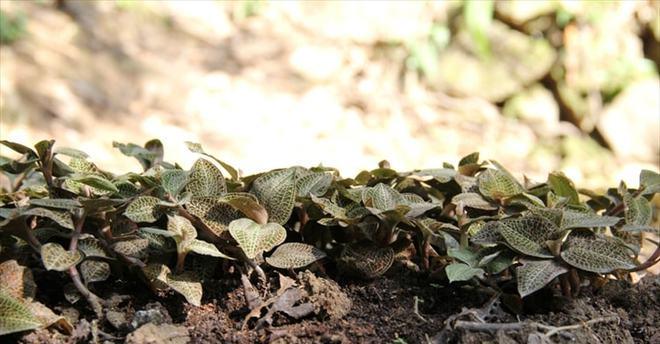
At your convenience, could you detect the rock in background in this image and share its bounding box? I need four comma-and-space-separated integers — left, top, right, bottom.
0, 0, 657, 191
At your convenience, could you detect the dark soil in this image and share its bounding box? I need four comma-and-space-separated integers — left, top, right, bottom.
7, 263, 659, 344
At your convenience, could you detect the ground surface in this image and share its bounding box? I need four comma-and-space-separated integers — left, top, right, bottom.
8, 263, 659, 344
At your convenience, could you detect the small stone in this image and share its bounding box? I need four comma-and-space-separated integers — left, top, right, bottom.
598, 78, 660, 164
503, 84, 559, 136
130, 302, 172, 330
106, 310, 128, 331
289, 46, 344, 82
125, 323, 189, 344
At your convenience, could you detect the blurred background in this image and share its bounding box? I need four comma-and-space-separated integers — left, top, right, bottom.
0, 0, 658, 190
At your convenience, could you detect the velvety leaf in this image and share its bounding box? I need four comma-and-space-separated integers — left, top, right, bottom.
445, 263, 484, 283
139, 229, 177, 252
0, 140, 37, 157
54, 147, 88, 159
141, 264, 170, 291
296, 171, 332, 197
0, 157, 38, 174
311, 195, 348, 219
185, 141, 239, 181
411, 168, 456, 183
477, 168, 524, 200
112, 238, 150, 259
79, 260, 110, 284
399, 193, 438, 217
228, 218, 287, 259
470, 221, 503, 245
187, 239, 234, 259
25, 300, 72, 335
40, 243, 82, 271
167, 215, 197, 252
361, 183, 402, 211
144, 139, 164, 165
112, 142, 156, 170
499, 215, 560, 258
506, 193, 546, 208
0, 260, 36, 299
0, 291, 41, 336
62, 283, 81, 304
161, 169, 189, 197
485, 251, 515, 274
452, 192, 497, 210
561, 237, 637, 273
640, 169, 660, 196
187, 158, 226, 197
22, 207, 74, 230
459, 152, 480, 166
531, 207, 620, 230
516, 259, 568, 297
125, 196, 162, 223
33, 140, 53, 164
266, 243, 327, 269
166, 271, 203, 306
186, 196, 243, 235
448, 248, 479, 267
548, 172, 580, 205
339, 243, 394, 278
28, 199, 81, 210
67, 158, 98, 174
251, 168, 297, 224
623, 192, 652, 229
78, 236, 107, 258
116, 181, 140, 198
560, 210, 620, 230
217, 193, 268, 224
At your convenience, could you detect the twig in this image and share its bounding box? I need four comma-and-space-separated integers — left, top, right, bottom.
413, 296, 427, 322
454, 315, 619, 340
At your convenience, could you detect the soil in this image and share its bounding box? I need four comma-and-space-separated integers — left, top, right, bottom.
6, 262, 659, 344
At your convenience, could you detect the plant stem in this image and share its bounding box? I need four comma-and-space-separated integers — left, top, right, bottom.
69, 210, 104, 317
176, 252, 187, 274
22, 217, 42, 251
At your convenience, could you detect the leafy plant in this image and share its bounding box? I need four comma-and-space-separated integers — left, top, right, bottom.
0, 10, 26, 45
0, 139, 657, 337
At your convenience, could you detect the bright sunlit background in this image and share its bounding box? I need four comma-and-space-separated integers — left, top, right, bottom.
1, 0, 658, 190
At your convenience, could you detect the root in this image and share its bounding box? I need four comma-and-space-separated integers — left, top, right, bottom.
453, 316, 619, 340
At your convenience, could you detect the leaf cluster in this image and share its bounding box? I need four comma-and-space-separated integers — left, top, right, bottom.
0, 140, 657, 335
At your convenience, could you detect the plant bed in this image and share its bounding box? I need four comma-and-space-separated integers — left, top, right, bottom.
0, 139, 658, 343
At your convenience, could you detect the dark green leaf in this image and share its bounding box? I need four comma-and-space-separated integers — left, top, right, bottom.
561, 236, 636, 273
0, 140, 37, 157
161, 169, 189, 197
187, 159, 226, 197
54, 147, 88, 159
0, 291, 41, 335
266, 243, 326, 269
28, 199, 81, 210
445, 263, 484, 283
72, 175, 118, 193
477, 167, 524, 201
228, 218, 286, 259
548, 172, 580, 205
516, 259, 567, 297
40, 243, 82, 271
499, 215, 560, 258
250, 168, 296, 225
125, 196, 162, 223
184, 141, 239, 181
